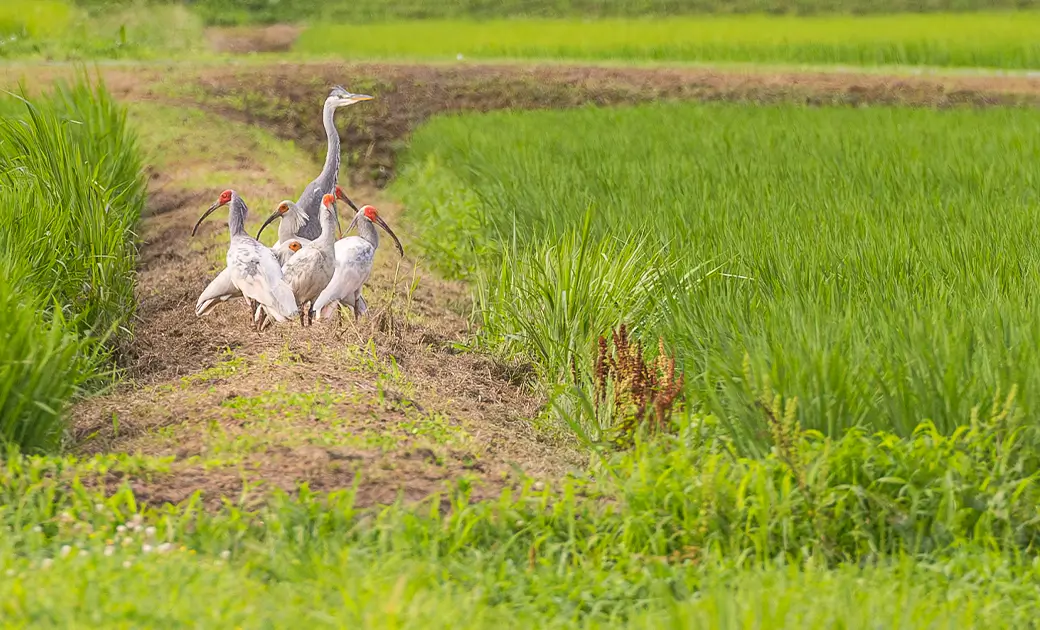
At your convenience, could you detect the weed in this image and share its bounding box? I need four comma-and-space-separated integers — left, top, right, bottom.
594, 324, 685, 450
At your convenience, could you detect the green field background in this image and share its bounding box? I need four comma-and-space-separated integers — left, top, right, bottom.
298, 13, 1040, 69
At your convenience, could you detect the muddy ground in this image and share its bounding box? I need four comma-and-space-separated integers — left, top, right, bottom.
4, 60, 1039, 508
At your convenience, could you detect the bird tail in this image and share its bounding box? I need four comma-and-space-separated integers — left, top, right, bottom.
265, 279, 299, 322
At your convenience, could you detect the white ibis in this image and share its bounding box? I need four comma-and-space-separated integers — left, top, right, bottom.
279, 193, 339, 326
313, 204, 403, 322
292, 87, 372, 241
191, 189, 299, 329
256, 200, 311, 256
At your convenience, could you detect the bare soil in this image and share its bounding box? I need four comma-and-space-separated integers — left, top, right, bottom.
135, 62, 1040, 186
205, 25, 303, 54
5, 59, 1038, 508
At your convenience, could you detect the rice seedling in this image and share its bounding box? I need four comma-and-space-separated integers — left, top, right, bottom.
0, 74, 145, 452
394, 102, 1040, 444
296, 12, 1040, 69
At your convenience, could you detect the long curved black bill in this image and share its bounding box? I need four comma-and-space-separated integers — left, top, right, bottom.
337, 190, 359, 214
192, 202, 221, 237
375, 216, 405, 257
256, 210, 282, 241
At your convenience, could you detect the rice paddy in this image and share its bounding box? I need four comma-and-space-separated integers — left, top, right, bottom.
297, 13, 1040, 69
395, 103, 1040, 445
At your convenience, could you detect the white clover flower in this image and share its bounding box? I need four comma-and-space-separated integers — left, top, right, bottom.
59, 545, 71, 558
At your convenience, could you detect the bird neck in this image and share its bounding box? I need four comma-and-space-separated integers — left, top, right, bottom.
278, 202, 309, 242
228, 195, 248, 237
357, 216, 379, 249
316, 100, 341, 197
315, 207, 338, 249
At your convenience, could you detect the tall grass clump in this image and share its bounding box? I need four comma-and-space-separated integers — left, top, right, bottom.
0, 75, 145, 452
298, 13, 1040, 69
394, 103, 1040, 444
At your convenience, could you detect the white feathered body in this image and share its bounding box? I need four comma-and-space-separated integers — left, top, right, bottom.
225, 236, 299, 322
313, 236, 375, 320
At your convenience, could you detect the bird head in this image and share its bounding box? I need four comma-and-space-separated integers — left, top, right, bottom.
327, 85, 373, 108
322, 193, 336, 209
256, 200, 294, 241
192, 189, 234, 237
288, 240, 303, 253
348, 205, 405, 258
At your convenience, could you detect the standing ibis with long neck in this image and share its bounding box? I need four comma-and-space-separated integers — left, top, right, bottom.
313, 204, 404, 323
291, 86, 371, 241
192, 189, 299, 329
278, 193, 339, 327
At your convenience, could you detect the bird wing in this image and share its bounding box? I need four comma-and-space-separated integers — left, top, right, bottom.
229, 238, 299, 322
195, 266, 241, 317
294, 183, 325, 241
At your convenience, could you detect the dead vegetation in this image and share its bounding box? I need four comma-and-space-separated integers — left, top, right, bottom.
594, 324, 685, 450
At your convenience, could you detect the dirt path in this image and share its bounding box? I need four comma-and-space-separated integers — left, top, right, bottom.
67, 100, 576, 509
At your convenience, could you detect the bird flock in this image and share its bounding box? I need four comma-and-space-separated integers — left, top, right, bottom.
191, 86, 403, 331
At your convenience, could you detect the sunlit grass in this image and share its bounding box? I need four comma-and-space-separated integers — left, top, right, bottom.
4, 406, 1040, 626
297, 13, 1040, 69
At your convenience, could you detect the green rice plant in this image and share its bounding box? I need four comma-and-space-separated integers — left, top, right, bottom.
394, 103, 1040, 443
147, 0, 1040, 26
0, 74, 144, 452
296, 13, 1040, 69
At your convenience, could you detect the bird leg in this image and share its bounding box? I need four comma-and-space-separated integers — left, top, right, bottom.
353, 290, 361, 323
247, 299, 259, 331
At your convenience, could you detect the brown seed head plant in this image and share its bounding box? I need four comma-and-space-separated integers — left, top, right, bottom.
593, 323, 685, 450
